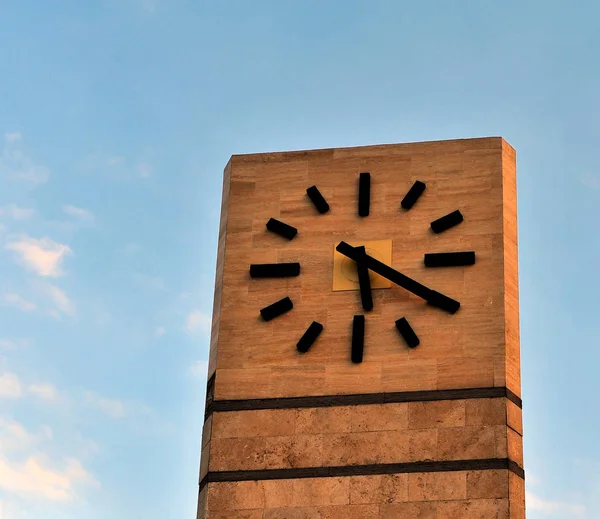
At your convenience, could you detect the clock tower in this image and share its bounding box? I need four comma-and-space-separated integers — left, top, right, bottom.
197, 137, 525, 518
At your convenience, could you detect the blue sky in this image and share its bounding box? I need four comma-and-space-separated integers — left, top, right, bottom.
1, 1, 599, 518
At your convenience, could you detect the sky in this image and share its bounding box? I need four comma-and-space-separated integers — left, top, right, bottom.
1, 1, 599, 518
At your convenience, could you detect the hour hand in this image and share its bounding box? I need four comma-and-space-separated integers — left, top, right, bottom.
336, 241, 460, 314
355, 246, 373, 311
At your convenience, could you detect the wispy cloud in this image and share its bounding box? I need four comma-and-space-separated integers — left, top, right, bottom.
0, 415, 97, 507
137, 162, 152, 178
0, 418, 52, 454
155, 326, 166, 337
5, 132, 22, 143
0, 204, 35, 220
0, 372, 59, 401
106, 156, 124, 167
123, 242, 141, 255
81, 153, 153, 181
6, 236, 72, 277
83, 391, 170, 434
139, 0, 158, 15
62, 205, 94, 224
28, 383, 59, 401
185, 309, 211, 335
0, 454, 98, 502
0, 372, 24, 398
3, 293, 36, 312
40, 282, 76, 318
0, 338, 30, 350
189, 360, 208, 378
526, 491, 587, 517
84, 393, 127, 419
95, 310, 111, 326
0, 132, 50, 185
580, 172, 600, 190
4, 366, 165, 433
2, 284, 75, 319
133, 272, 166, 291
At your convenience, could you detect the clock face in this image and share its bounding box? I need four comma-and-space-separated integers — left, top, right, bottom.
215, 142, 509, 398
249, 175, 476, 362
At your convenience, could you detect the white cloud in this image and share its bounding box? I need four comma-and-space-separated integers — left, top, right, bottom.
189, 360, 208, 378
3, 284, 74, 319
40, 283, 76, 317
123, 242, 141, 255
186, 309, 211, 335
28, 383, 59, 401
155, 326, 166, 337
3, 293, 36, 312
0, 418, 52, 454
137, 162, 152, 178
139, 0, 158, 14
133, 272, 166, 291
580, 172, 600, 190
81, 154, 155, 182
0, 338, 30, 350
5, 132, 22, 143
0, 205, 35, 220
0, 372, 23, 398
1, 132, 50, 185
527, 491, 587, 517
95, 310, 111, 326
106, 156, 124, 167
0, 455, 98, 502
1, 373, 58, 402
6, 236, 72, 277
70, 433, 100, 459
0, 418, 97, 505
62, 205, 94, 223
0, 421, 38, 452
526, 471, 542, 486
85, 393, 127, 419
83, 392, 167, 434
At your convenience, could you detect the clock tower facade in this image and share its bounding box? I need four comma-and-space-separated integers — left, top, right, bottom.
197, 137, 525, 518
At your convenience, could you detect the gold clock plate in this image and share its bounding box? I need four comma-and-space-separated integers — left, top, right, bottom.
332, 239, 392, 291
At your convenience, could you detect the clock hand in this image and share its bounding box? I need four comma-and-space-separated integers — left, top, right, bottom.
337, 241, 429, 297
355, 246, 373, 311
336, 241, 460, 314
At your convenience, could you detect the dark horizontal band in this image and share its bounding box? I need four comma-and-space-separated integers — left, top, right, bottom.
200, 458, 524, 490
204, 386, 522, 419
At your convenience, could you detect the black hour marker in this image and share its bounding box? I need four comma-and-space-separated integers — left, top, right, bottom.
395, 317, 420, 348
260, 297, 293, 321
306, 186, 330, 214
296, 321, 324, 353
266, 218, 298, 240
401, 180, 426, 210
358, 172, 370, 217
424, 251, 476, 268
351, 315, 365, 364
249, 263, 300, 278
356, 246, 373, 311
430, 210, 463, 233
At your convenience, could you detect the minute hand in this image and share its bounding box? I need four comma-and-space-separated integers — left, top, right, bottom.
336, 241, 460, 314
